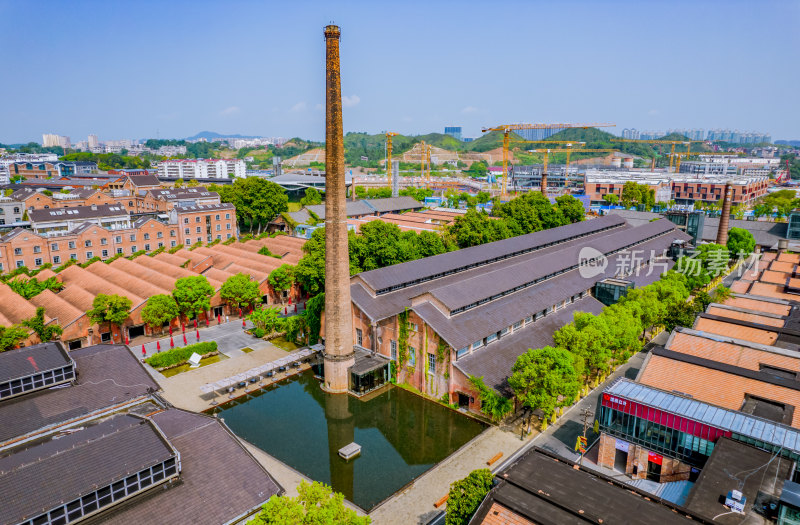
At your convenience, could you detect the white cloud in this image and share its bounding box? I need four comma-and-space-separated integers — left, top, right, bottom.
219, 106, 240, 117
342, 95, 360, 107
461, 106, 478, 114
314, 103, 324, 111
647, 109, 660, 116
290, 101, 307, 112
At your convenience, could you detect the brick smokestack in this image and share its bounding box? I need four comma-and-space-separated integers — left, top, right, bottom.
322, 24, 355, 393
715, 181, 733, 246
540, 170, 548, 195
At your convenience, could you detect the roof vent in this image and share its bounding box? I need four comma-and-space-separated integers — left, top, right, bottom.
91, 204, 97, 211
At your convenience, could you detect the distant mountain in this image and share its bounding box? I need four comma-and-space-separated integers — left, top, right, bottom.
185, 131, 261, 141
777, 140, 800, 147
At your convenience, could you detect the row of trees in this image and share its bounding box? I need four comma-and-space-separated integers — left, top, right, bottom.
0, 307, 63, 352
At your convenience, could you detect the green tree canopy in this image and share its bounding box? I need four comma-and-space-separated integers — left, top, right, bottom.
0, 324, 30, 352
268, 264, 295, 294
87, 294, 132, 336
218, 177, 289, 233
141, 294, 180, 333
300, 187, 322, 206
446, 209, 511, 248
23, 307, 62, 342
726, 227, 756, 258
445, 469, 494, 525
554, 194, 586, 223
467, 375, 513, 422
247, 481, 370, 525
220, 273, 261, 309
509, 346, 583, 418
172, 276, 214, 318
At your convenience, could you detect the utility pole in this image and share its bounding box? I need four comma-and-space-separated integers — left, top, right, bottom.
577, 407, 594, 465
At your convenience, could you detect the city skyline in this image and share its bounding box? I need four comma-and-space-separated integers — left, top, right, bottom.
0, 0, 798, 144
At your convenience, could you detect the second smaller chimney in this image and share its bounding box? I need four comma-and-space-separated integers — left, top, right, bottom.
540, 170, 548, 195
715, 181, 733, 246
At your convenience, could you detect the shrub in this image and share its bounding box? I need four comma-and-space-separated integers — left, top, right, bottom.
445, 469, 494, 525
145, 341, 218, 368
251, 327, 266, 338
168, 244, 184, 254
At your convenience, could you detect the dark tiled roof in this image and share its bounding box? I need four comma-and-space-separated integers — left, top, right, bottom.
361, 196, 422, 213
0, 414, 175, 525
471, 447, 700, 525
702, 216, 787, 248
174, 202, 234, 212
125, 175, 161, 187
358, 215, 628, 293
453, 297, 605, 392
0, 344, 159, 445
0, 342, 71, 384
91, 409, 283, 525
29, 204, 128, 222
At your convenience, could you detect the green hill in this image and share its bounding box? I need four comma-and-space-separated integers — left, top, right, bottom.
464, 130, 526, 152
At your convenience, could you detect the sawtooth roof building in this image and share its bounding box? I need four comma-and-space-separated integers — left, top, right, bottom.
0, 342, 282, 525
335, 214, 691, 410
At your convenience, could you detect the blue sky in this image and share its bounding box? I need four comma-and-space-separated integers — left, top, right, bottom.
1, 0, 798, 143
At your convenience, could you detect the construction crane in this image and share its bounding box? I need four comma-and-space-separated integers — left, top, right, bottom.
612, 139, 706, 170
672, 151, 739, 173
481, 123, 616, 198
526, 148, 617, 194
385, 132, 399, 190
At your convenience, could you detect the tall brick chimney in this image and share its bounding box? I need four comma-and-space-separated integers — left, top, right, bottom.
540, 170, 548, 195
322, 24, 355, 393
715, 181, 733, 246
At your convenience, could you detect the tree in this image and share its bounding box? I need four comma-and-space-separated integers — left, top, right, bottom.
603, 193, 619, 205
174, 178, 184, 188
218, 177, 289, 233
247, 481, 369, 525
446, 209, 511, 248
248, 306, 284, 335
172, 276, 214, 319
727, 227, 756, 259
445, 469, 494, 525
467, 375, 512, 422
553, 313, 611, 376
23, 307, 62, 342
620, 181, 642, 208
186, 179, 200, 187
221, 273, 262, 310
554, 194, 586, 223
509, 346, 583, 419
87, 294, 132, 339
0, 324, 29, 352
141, 294, 179, 334
268, 265, 295, 299
300, 187, 322, 206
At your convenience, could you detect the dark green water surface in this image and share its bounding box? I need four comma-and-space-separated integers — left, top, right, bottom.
208, 371, 486, 511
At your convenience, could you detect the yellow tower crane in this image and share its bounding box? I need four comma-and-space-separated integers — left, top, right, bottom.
481, 123, 616, 198
672, 151, 740, 173
612, 139, 706, 170
426, 143, 433, 185
526, 148, 617, 194
386, 132, 399, 190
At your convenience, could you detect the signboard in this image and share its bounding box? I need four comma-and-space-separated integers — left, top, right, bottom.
615, 439, 630, 453
647, 451, 663, 465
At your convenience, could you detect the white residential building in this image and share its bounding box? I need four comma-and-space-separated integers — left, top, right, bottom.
42, 134, 71, 149
88, 134, 99, 149
157, 158, 246, 179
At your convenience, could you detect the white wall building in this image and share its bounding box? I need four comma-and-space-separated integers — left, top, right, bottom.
42, 134, 71, 149
157, 159, 245, 179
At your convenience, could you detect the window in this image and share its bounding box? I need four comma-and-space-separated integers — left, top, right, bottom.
158, 242, 164, 248
145, 244, 151, 251
227, 233, 232, 239
471, 340, 482, 351
33, 245, 41, 254
52, 256, 60, 264
13, 248, 22, 255
195, 217, 200, 223
390, 340, 397, 361
129, 234, 136, 242
115, 236, 122, 243
216, 235, 221, 240
184, 228, 190, 234
100, 238, 107, 245
500, 326, 511, 337
13, 207, 19, 214
428, 354, 436, 374
51, 242, 59, 251
157, 231, 163, 238
170, 230, 176, 237
525, 315, 533, 325
410, 322, 418, 332
16, 260, 24, 268
216, 224, 221, 231
131, 246, 137, 253
171, 241, 176, 247
186, 239, 192, 245
409, 348, 416, 367
215, 214, 220, 220
86, 251, 93, 259
226, 224, 231, 230
68, 241, 76, 249
116, 248, 123, 254
183, 218, 189, 224
513, 320, 523, 331
70, 253, 77, 260
225, 213, 230, 219
196, 227, 201, 233
84, 240, 92, 247
457, 347, 469, 359
486, 333, 498, 344
356, 328, 363, 346
102, 250, 108, 257
34, 258, 42, 266
144, 233, 150, 240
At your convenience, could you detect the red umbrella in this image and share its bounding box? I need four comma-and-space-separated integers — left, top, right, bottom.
284, 306, 288, 315
170, 337, 174, 348
289, 297, 292, 306
183, 333, 187, 345
181, 322, 185, 333
206, 317, 210, 327
196, 329, 200, 341
156, 341, 161, 352
141, 344, 146, 356
125, 335, 129, 345
239, 308, 243, 317
169, 325, 173, 336
242, 318, 246, 328
294, 304, 297, 313
218, 314, 222, 324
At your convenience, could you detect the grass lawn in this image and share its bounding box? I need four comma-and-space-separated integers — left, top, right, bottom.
270, 336, 302, 352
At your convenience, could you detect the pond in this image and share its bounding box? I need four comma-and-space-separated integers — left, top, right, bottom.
208, 371, 487, 511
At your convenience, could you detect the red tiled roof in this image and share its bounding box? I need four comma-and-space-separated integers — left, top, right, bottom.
668, 330, 800, 371
705, 305, 785, 327
693, 317, 778, 345
722, 296, 792, 316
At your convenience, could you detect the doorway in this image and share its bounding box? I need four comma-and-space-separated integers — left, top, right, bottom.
647, 460, 662, 482
614, 449, 628, 473
128, 324, 145, 339
457, 393, 470, 409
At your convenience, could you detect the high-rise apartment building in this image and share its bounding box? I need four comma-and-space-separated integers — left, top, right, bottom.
88, 134, 99, 148
42, 134, 71, 149
444, 126, 462, 141
157, 158, 246, 179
